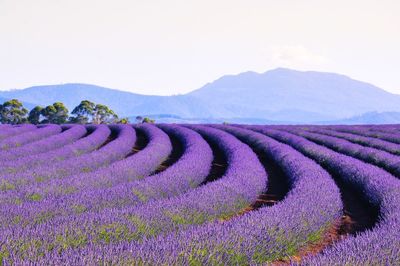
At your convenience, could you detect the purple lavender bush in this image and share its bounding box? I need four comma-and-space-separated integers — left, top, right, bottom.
248, 126, 400, 265
0, 124, 399, 265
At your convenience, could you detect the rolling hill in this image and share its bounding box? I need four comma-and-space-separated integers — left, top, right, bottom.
1, 68, 400, 123
326, 111, 400, 125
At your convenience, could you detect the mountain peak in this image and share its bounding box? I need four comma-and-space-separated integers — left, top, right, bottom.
0, 68, 398, 123
264, 67, 348, 78
266, 67, 295, 73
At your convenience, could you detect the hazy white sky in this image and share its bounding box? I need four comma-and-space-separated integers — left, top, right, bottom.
1, 0, 399, 95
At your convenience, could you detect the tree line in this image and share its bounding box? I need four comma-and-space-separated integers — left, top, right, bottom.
0, 99, 131, 125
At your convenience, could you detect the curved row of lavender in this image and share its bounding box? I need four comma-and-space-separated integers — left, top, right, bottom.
71, 125, 341, 265
0, 124, 36, 141
0, 124, 399, 264
249, 126, 400, 265
283, 128, 400, 178
0, 125, 266, 263
0, 124, 61, 151
301, 127, 400, 155
128, 123, 213, 201
0, 124, 173, 223
0, 124, 136, 191
0, 124, 209, 239
0, 125, 87, 164
0, 124, 110, 177
17, 123, 172, 196
326, 124, 400, 144
0, 125, 111, 201
352, 124, 400, 134
23, 124, 212, 216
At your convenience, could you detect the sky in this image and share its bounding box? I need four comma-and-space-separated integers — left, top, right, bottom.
0, 0, 399, 95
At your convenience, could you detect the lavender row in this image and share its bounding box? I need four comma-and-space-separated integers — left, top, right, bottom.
19, 124, 211, 217
0, 124, 204, 231
0, 125, 87, 163
128, 123, 213, 201
0, 124, 136, 191
302, 126, 400, 155
0, 123, 172, 221
353, 124, 400, 134
28, 125, 342, 265
0, 124, 36, 142
248, 126, 400, 265
33, 123, 172, 195
0, 125, 265, 263
0, 124, 61, 151
283, 128, 400, 178
0, 124, 110, 178
326, 125, 400, 144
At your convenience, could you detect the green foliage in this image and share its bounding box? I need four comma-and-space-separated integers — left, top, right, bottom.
164, 210, 207, 225
41, 102, 69, 124
71, 204, 87, 214
26, 193, 42, 202
0, 180, 16, 191
132, 188, 148, 202
59, 186, 77, 195
34, 211, 55, 224
81, 167, 92, 173
95, 223, 136, 244
69, 100, 119, 124
0, 99, 28, 124
117, 117, 130, 124
12, 215, 22, 225
28, 106, 44, 124
142, 117, 155, 123
93, 104, 118, 124
127, 215, 159, 239
0, 245, 10, 265
70, 100, 95, 124
135, 116, 155, 123
2, 98, 125, 125
34, 175, 46, 183
306, 228, 324, 243
55, 229, 88, 252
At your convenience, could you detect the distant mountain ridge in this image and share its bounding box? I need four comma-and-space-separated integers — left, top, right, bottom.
1, 68, 400, 123
325, 111, 400, 125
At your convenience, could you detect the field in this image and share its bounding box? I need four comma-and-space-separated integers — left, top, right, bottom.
0, 123, 399, 265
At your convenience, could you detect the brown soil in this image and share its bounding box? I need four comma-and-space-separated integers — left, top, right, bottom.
218, 133, 290, 222
233, 133, 291, 210
96, 132, 117, 150
126, 127, 148, 157
228, 127, 380, 264
271, 175, 379, 265
200, 135, 228, 185
153, 133, 184, 174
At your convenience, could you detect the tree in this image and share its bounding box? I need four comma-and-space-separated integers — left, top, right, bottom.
41, 102, 69, 124
0, 99, 28, 124
69, 101, 119, 124
142, 117, 155, 123
92, 104, 118, 124
117, 117, 130, 124
70, 100, 95, 124
28, 106, 44, 124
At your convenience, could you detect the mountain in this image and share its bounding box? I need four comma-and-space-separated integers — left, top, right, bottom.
188, 68, 400, 121
325, 112, 400, 125
0, 84, 212, 118
1, 68, 400, 123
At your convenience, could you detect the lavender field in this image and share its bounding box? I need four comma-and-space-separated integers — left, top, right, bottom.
0, 123, 399, 265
